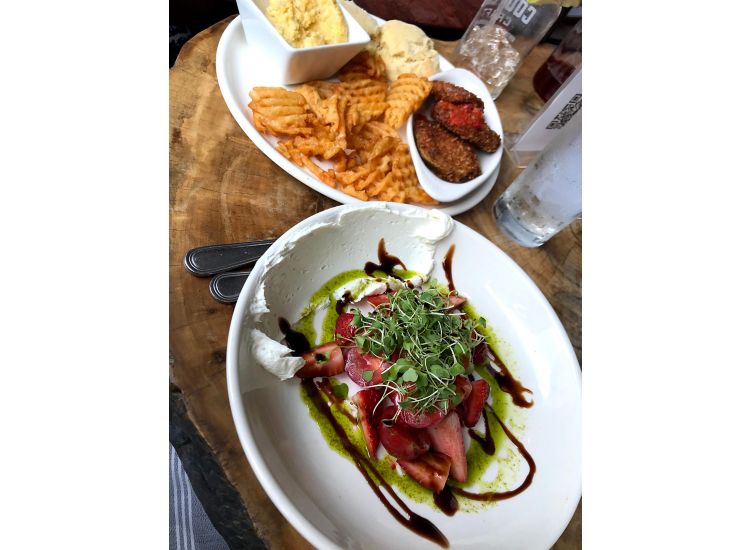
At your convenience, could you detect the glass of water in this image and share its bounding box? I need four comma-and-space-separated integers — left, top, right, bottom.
493, 112, 581, 247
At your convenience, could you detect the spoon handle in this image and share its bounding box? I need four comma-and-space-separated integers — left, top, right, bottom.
209, 271, 251, 304
183, 239, 275, 277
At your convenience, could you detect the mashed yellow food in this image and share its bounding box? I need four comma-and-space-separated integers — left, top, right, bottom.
266, 0, 348, 48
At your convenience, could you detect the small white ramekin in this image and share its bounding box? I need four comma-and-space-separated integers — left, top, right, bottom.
235, 0, 371, 85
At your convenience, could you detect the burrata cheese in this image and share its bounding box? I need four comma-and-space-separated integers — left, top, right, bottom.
244, 204, 454, 385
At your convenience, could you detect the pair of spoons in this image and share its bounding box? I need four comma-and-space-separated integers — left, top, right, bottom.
183, 240, 274, 303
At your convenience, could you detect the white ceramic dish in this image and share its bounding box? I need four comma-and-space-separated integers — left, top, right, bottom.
407, 68, 504, 203
215, 16, 500, 216
227, 203, 581, 550
235, 0, 370, 84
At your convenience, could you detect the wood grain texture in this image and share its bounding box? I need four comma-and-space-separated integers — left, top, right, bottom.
170, 17, 580, 549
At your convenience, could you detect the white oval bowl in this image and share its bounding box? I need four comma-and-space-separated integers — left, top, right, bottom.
235, 0, 370, 84
407, 68, 504, 203
226, 203, 581, 549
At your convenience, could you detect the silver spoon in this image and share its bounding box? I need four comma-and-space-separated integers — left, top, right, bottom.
183, 239, 274, 276
209, 271, 251, 304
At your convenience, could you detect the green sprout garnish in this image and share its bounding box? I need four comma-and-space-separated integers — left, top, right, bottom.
331, 379, 349, 399
351, 287, 486, 416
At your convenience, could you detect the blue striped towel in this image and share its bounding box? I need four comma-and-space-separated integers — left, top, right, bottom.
170, 445, 229, 550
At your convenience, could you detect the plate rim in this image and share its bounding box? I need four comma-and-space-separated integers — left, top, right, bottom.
215, 15, 500, 216
226, 202, 581, 550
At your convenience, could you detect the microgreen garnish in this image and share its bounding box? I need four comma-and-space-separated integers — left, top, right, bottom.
351, 287, 486, 416
331, 380, 349, 399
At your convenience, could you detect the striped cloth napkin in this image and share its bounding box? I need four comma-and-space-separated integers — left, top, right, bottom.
170, 445, 229, 550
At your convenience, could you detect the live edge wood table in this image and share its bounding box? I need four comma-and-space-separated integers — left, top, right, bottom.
170, 16, 581, 550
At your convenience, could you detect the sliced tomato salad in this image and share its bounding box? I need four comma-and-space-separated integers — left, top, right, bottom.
295, 285, 491, 493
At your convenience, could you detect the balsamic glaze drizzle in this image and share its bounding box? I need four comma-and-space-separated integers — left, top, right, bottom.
317, 378, 357, 425
335, 290, 354, 315
441, 244, 456, 293
433, 486, 459, 516
467, 408, 495, 455
278, 317, 310, 355
302, 380, 449, 548
364, 238, 406, 279
448, 407, 536, 502
486, 350, 534, 408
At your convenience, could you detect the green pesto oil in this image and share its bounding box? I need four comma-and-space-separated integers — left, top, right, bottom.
299, 379, 436, 505
462, 301, 527, 488
297, 271, 527, 513
294, 270, 367, 346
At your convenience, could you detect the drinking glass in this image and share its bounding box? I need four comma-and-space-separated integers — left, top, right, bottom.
493, 112, 581, 247
454, 0, 563, 99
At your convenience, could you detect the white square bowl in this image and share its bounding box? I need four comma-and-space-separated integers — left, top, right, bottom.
235, 0, 371, 85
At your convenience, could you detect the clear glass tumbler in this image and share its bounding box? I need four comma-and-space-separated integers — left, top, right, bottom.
454, 0, 563, 99
493, 112, 581, 247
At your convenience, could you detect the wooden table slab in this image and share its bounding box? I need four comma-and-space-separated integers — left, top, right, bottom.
170, 16, 581, 549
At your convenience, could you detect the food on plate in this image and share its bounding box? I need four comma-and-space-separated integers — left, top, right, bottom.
376, 20, 440, 82
265, 0, 348, 48
248, 52, 437, 204
431, 99, 501, 153
384, 73, 433, 129
338, 78, 388, 130
337, 50, 386, 82
247, 207, 535, 543
413, 115, 480, 182
340, 0, 379, 39
248, 87, 313, 136
408, 79, 501, 183
430, 80, 484, 109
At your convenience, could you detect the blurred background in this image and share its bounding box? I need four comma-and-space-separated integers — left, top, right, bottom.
170, 0, 581, 66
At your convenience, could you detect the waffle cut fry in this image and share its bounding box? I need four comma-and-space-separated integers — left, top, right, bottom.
338, 79, 388, 132
337, 51, 386, 82
247, 60, 438, 206
296, 85, 347, 150
384, 74, 432, 129
248, 87, 313, 136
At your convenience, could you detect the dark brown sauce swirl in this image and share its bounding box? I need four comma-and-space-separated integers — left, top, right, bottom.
364, 238, 406, 279
486, 350, 534, 408
433, 486, 459, 516
317, 378, 357, 425
335, 290, 354, 315
449, 408, 536, 502
439, 242, 532, 409
302, 380, 449, 548
278, 317, 310, 355
467, 408, 495, 455
441, 244, 456, 293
